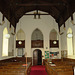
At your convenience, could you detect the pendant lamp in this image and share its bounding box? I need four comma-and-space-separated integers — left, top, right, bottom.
5, 34, 10, 39
18, 21, 22, 44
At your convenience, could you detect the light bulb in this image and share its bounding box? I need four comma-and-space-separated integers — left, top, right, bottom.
5, 34, 10, 39
53, 41, 57, 44
18, 41, 22, 44
67, 33, 73, 38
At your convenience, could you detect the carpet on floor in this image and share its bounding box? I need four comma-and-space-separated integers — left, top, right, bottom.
30, 65, 47, 75
31, 65, 45, 71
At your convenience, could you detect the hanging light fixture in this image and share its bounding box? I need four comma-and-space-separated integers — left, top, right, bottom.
66, 6, 73, 38
34, 12, 36, 19
67, 33, 73, 38
18, 41, 22, 44
38, 12, 41, 19
5, 21, 10, 39
18, 21, 22, 44
34, 10, 41, 19
53, 41, 57, 44
5, 8, 11, 39
67, 28, 73, 38
67, 15, 73, 38
5, 33, 10, 39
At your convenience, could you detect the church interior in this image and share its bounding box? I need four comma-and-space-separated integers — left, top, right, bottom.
0, 0, 75, 75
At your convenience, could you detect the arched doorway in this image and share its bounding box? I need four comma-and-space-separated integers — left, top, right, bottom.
33, 49, 42, 65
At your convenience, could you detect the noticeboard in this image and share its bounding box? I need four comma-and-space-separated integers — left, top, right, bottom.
45, 51, 49, 59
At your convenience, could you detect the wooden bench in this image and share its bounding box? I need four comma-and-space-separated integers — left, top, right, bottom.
44, 59, 74, 75
0, 61, 32, 75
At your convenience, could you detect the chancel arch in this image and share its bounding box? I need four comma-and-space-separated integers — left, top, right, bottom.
16, 29, 25, 57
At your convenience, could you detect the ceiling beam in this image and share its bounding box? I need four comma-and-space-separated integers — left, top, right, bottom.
25, 13, 50, 15
16, 3, 65, 7
57, 5, 75, 26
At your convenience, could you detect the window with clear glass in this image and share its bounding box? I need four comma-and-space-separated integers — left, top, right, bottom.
67, 28, 73, 55
2, 27, 9, 56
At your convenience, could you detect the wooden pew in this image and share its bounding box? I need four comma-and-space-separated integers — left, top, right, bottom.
44, 59, 74, 75
0, 62, 32, 75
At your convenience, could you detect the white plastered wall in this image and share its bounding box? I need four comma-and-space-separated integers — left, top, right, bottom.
16, 11, 61, 58
0, 12, 15, 60
60, 12, 75, 58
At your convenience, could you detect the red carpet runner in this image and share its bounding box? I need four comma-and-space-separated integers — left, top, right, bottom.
30, 65, 47, 75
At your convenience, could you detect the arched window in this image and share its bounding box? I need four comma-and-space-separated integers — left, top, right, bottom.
31, 28, 43, 40
16, 29, 25, 40
67, 28, 73, 55
2, 28, 9, 56
50, 29, 59, 48
31, 28, 43, 48
50, 29, 58, 40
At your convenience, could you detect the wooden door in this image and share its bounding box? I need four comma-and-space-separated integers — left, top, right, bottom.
33, 50, 38, 65
33, 49, 42, 65
38, 50, 42, 65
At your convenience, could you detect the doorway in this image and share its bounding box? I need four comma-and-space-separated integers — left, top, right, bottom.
33, 49, 42, 65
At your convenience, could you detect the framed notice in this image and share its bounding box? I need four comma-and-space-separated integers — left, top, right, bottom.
17, 48, 24, 56
45, 51, 49, 59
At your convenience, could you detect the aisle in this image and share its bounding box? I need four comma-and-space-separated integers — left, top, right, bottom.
30, 65, 47, 75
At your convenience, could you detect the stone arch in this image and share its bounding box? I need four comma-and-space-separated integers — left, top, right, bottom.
31, 28, 43, 40
16, 28, 25, 40
50, 29, 58, 40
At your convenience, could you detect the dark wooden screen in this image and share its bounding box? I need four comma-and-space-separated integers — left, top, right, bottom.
50, 40, 59, 48
16, 40, 25, 48
31, 40, 43, 48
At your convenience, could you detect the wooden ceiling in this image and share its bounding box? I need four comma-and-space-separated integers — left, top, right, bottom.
0, 0, 75, 29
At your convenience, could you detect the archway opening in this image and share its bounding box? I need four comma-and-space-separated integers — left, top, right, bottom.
33, 49, 42, 65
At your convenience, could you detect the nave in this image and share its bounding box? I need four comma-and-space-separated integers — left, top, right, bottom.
0, 57, 74, 75
0, 0, 75, 75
